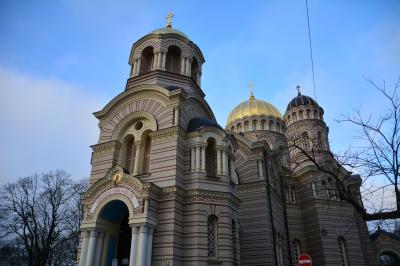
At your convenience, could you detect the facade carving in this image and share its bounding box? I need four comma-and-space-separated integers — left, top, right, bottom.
77, 22, 383, 266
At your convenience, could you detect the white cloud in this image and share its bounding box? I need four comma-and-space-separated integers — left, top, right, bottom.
0, 67, 106, 183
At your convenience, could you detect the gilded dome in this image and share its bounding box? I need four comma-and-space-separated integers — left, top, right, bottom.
226, 93, 282, 127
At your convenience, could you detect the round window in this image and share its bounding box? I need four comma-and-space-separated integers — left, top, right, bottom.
135, 121, 143, 130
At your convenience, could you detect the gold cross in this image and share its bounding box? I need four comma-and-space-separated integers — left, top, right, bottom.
166, 12, 174, 28
249, 81, 255, 99
296, 85, 301, 95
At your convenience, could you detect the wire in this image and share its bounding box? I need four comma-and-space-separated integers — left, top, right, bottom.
306, 0, 317, 100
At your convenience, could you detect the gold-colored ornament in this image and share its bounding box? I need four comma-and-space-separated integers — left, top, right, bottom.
166, 12, 174, 28
112, 172, 122, 184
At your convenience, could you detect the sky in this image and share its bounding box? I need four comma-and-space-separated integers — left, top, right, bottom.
0, 0, 399, 186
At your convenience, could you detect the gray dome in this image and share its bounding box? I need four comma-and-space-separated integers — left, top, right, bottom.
148, 27, 190, 40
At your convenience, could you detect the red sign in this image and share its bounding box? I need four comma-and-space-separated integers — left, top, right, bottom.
298, 254, 312, 266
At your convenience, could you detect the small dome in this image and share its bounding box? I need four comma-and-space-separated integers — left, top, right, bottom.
286, 92, 318, 111
187, 117, 222, 132
148, 27, 190, 40
226, 94, 282, 127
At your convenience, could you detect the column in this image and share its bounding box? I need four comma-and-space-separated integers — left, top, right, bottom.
94, 232, 104, 266
222, 150, 227, 175
146, 228, 154, 266
185, 58, 191, 76
129, 225, 138, 266
161, 52, 166, 70
100, 234, 110, 266
201, 146, 206, 172
143, 198, 149, 215
132, 60, 138, 77
180, 57, 185, 74
157, 52, 162, 69
85, 230, 97, 266
152, 53, 158, 70
195, 146, 201, 171
174, 107, 179, 126
137, 225, 148, 266
136, 59, 142, 75
217, 149, 222, 175
79, 230, 89, 266
258, 160, 263, 178
191, 147, 195, 172
133, 142, 143, 176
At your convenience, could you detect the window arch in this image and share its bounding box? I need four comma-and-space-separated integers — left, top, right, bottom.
338, 237, 349, 266
206, 138, 217, 176
306, 109, 310, 119
302, 132, 310, 151
166, 46, 181, 73
252, 120, 258, 130
122, 135, 136, 173
244, 121, 249, 131
142, 134, 152, 174
207, 215, 218, 258
140, 46, 154, 74
292, 239, 301, 266
237, 123, 242, 132
313, 109, 318, 119
191, 57, 200, 83
299, 110, 303, 119
269, 120, 274, 131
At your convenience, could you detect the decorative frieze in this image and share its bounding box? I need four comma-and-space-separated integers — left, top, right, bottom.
149, 126, 186, 143
91, 141, 121, 158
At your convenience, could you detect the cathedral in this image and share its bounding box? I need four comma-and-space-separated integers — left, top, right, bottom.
77, 18, 380, 266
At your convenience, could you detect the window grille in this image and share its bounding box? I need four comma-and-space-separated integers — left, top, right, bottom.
207, 216, 218, 258
338, 237, 349, 266
292, 240, 301, 266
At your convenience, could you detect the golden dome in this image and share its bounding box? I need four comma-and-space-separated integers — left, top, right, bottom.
226, 93, 282, 127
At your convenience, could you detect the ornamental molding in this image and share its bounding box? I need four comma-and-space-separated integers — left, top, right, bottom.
111, 111, 158, 141
91, 140, 121, 157
149, 126, 186, 143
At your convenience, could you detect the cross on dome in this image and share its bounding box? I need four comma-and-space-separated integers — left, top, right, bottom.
249, 81, 255, 100
296, 85, 302, 95
166, 12, 174, 28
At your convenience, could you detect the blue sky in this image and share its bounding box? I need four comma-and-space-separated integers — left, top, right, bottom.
0, 0, 399, 186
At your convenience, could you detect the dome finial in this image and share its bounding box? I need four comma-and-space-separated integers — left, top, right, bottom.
166, 12, 174, 28
249, 81, 255, 100
296, 85, 301, 95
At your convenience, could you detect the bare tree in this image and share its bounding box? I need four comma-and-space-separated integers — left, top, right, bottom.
285, 78, 400, 222
0, 170, 87, 266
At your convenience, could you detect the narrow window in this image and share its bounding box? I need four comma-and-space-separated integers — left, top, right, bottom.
207, 215, 218, 258
338, 237, 349, 266
232, 220, 239, 265
290, 186, 296, 204
306, 109, 310, 119
269, 120, 274, 130
252, 120, 257, 130
123, 135, 136, 173
140, 46, 154, 74
261, 119, 266, 130
313, 109, 318, 119
311, 182, 318, 198
237, 123, 242, 132
191, 57, 200, 83
292, 239, 301, 266
299, 110, 303, 119
166, 46, 181, 73
317, 131, 323, 149
143, 134, 151, 173
302, 132, 310, 151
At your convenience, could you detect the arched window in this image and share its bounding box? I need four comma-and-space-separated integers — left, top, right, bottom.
252, 120, 257, 130
274, 231, 284, 266
191, 57, 200, 83
207, 215, 218, 258
261, 119, 266, 130
302, 132, 310, 151
122, 135, 136, 173
232, 220, 239, 265
244, 121, 249, 132
269, 120, 274, 131
166, 46, 181, 74
292, 239, 301, 266
299, 110, 303, 119
143, 134, 151, 174
140, 46, 154, 74
313, 109, 318, 119
317, 131, 323, 149
237, 123, 242, 132
206, 138, 217, 176
293, 112, 297, 121
306, 109, 310, 119
276, 122, 280, 132
338, 237, 349, 266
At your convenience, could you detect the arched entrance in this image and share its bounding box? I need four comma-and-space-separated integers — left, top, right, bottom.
98, 200, 131, 265
379, 250, 400, 266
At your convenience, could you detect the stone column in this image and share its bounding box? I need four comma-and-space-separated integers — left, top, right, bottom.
185, 58, 191, 76
180, 57, 185, 74
100, 233, 110, 266
152, 53, 157, 70
157, 52, 162, 69
191, 147, 195, 172
201, 146, 206, 172
136, 59, 142, 75
258, 160, 264, 178
161, 52, 166, 70
146, 228, 154, 266
137, 225, 148, 266
174, 107, 179, 126
133, 142, 143, 176
79, 230, 89, 266
85, 230, 97, 266
222, 150, 227, 175
217, 149, 222, 175
94, 232, 104, 266
132, 59, 138, 77
143, 198, 149, 215
129, 225, 138, 266
195, 146, 201, 171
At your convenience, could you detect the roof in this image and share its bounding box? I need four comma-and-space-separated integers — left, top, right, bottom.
370, 229, 400, 241
286, 92, 319, 111
187, 117, 223, 133
148, 27, 190, 40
